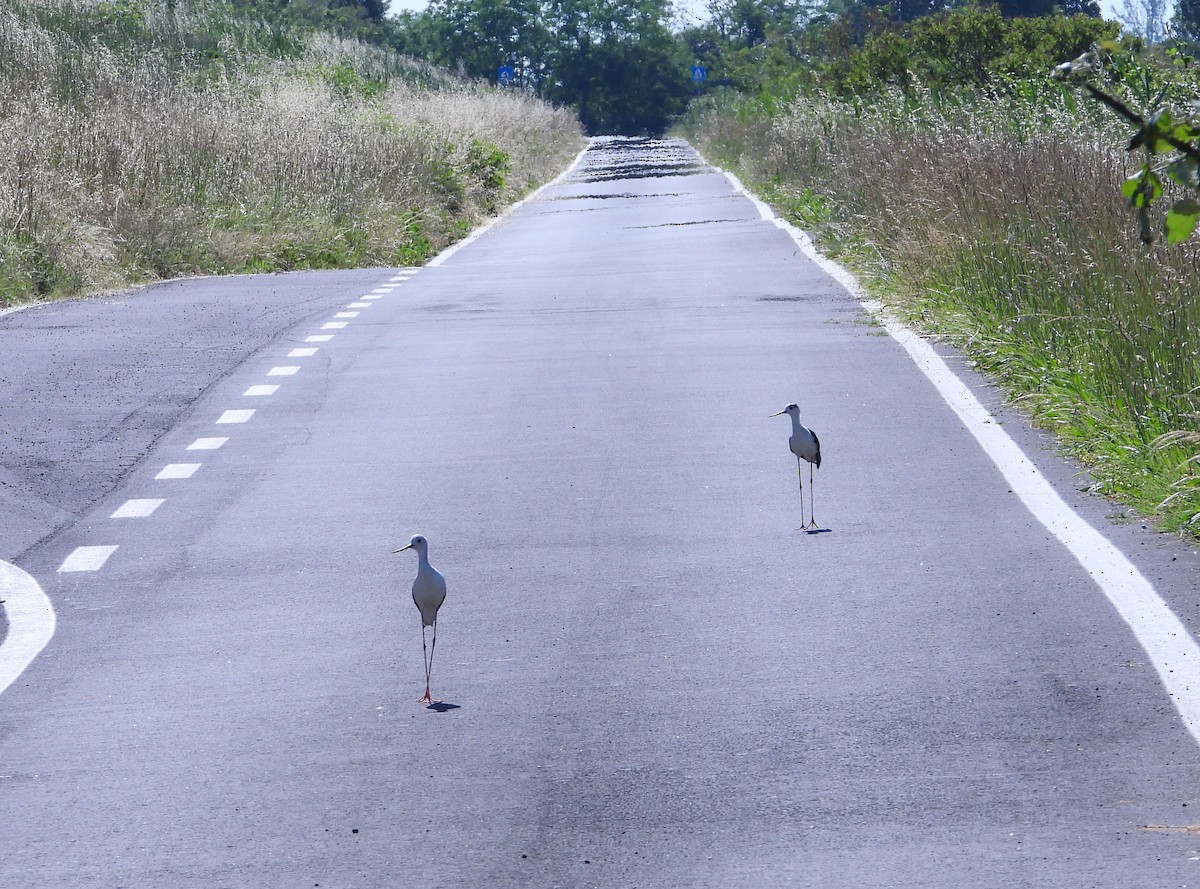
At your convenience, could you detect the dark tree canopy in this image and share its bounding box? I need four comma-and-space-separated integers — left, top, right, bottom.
409, 0, 691, 134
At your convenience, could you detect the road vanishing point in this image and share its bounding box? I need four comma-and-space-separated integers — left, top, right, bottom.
2, 137, 1200, 888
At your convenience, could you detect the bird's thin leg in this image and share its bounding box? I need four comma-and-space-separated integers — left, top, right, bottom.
807, 461, 818, 529
796, 458, 809, 528
418, 625, 433, 704
426, 622, 439, 703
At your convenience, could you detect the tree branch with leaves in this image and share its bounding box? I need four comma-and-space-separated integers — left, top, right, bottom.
1055, 44, 1200, 244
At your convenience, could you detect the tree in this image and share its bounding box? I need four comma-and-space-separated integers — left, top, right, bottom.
1173, 0, 1200, 44
404, 0, 692, 134
1116, 0, 1170, 43
542, 0, 691, 133
706, 0, 811, 46
420, 0, 548, 84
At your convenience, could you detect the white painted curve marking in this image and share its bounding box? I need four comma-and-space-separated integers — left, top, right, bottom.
59, 545, 118, 572
111, 498, 164, 518
0, 560, 56, 696
720, 167, 1200, 748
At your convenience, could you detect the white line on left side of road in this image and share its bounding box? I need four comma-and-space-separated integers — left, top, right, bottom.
721, 167, 1200, 750
0, 560, 55, 696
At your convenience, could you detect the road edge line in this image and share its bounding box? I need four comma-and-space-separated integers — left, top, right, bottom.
426, 141, 593, 269
0, 560, 56, 697
720, 167, 1200, 748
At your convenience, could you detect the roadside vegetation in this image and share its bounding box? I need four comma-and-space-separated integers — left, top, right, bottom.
675, 1, 1200, 537
0, 0, 584, 307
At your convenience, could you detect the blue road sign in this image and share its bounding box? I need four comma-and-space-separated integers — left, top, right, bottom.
498, 66, 515, 85
690, 66, 706, 82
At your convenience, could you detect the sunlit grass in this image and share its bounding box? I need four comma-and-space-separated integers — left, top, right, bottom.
684, 87, 1200, 535
0, 0, 584, 304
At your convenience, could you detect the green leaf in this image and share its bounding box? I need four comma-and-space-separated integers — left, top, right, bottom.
1172, 122, 1200, 143
1165, 157, 1200, 189
1122, 169, 1162, 208
1166, 199, 1200, 246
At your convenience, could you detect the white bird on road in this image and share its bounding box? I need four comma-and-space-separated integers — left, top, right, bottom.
393, 534, 447, 704
771, 403, 822, 529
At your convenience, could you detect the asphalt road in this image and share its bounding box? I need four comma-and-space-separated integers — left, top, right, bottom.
2, 137, 1200, 887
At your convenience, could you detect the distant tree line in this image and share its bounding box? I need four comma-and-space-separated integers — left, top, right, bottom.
233, 0, 1198, 135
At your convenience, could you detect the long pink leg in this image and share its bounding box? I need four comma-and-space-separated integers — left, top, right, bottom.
418, 625, 433, 703
807, 461, 818, 529
795, 459, 809, 528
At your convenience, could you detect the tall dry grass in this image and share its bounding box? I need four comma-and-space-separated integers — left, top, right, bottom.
0, 0, 584, 302
685, 88, 1200, 532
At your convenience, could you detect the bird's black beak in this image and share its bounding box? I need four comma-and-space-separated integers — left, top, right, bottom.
393, 544, 413, 554
769, 410, 786, 418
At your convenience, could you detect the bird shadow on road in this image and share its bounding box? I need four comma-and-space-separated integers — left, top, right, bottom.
801, 527, 833, 535
427, 701, 461, 713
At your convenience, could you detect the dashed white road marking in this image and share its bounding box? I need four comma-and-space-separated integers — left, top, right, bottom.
59, 546, 118, 573
188, 437, 228, 450
360, 295, 383, 301
111, 498, 165, 518
322, 322, 348, 330
306, 335, 334, 343
721, 166, 1200, 750
347, 302, 371, 309
267, 366, 299, 376
289, 348, 318, 357
334, 312, 359, 319
0, 560, 56, 696
156, 463, 201, 480
372, 287, 396, 293
217, 409, 254, 424
244, 384, 279, 396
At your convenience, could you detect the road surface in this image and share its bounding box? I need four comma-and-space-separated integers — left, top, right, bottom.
2, 137, 1200, 887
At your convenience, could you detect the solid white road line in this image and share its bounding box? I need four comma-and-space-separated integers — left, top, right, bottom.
188, 437, 228, 450
243, 385, 279, 397
721, 167, 1200, 749
217, 409, 254, 424
111, 499, 165, 518
426, 142, 591, 269
0, 560, 55, 696
156, 463, 200, 480
59, 545, 118, 573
